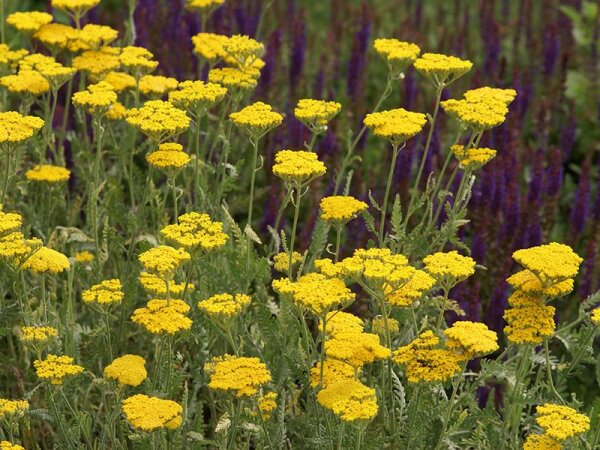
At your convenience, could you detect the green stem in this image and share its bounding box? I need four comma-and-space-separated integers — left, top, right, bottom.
0, 0, 5, 44
319, 313, 327, 387
247, 136, 260, 229
356, 425, 364, 450
104, 310, 113, 362
434, 287, 449, 333
288, 187, 302, 279
41, 274, 48, 323
543, 339, 563, 403
49, 389, 73, 448
435, 363, 467, 450
337, 421, 346, 450
503, 347, 530, 443
557, 327, 597, 384
227, 399, 243, 449
0, 151, 12, 205
378, 143, 400, 245
404, 385, 421, 450
256, 399, 274, 450
57, 78, 73, 158
334, 225, 342, 263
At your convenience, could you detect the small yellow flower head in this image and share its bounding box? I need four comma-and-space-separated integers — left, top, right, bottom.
309, 359, 355, 388
257, 392, 277, 419
423, 251, 475, 286
0, 233, 42, 262
138, 245, 190, 278
522, 434, 561, 450
161, 212, 229, 253
25, 165, 70, 183
319, 195, 367, 224
22, 246, 70, 274
119, 46, 158, 74
186, 0, 224, 13
385, 269, 436, 307
272, 251, 302, 273
325, 330, 391, 368
34, 23, 79, 51
591, 308, 600, 326
82, 279, 124, 306
34, 354, 84, 385
506, 270, 574, 297
512, 242, 582, 286
126, 100, 191, 143
535, 403, 590, 441
444, 321, 498, 359
16, 54, 75, 89
139, 75, 179, 98
19, 326, 58, 344
371, 317, 400, 336
222, 35, 264, 68
317, 380, 378, 422
322, 311, 364, 337
230, 102, 283, 138
441, 87, 514, 131
101, 71, 136, 92
294, 99, 342, 132
208, 67, 258, 90
414, 53, 473, 84
0, 442, 25, 450
74, 250, 94, 263
69, 24, 119, 52
207, 355, 272, 397
1, 70, 50, 96
503, 291, 556, 344
393, 331, 463, 383
139, 272, 192, 298
192, 32, 229, 62
373, 38, 420, 72
131, 299, 192, 335
273, 273, 355, 316
198, 293, 251, 320
104, 354, 147, 387
0, 111, 44, 150
72, 82, 117, 116
73, 48, 121, 76
168, 80, 227, 115
464, 87, 517, 106
51, 0, 101, 16
451, 145, 496, 171
7, 12, 53, 34
272, 150, 326, 186
0, 398, 29, 420
364, 108, 427, 145
0, 44, 29, 70
122, 394, 183, 431
105, 101, 126, 121
0, 209, 23, 235
146, 142, 191, 175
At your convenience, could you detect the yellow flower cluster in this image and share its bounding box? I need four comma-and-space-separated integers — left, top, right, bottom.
294, 99, 342, 131
122, 394, 182, 431
257, 392, 277, 419
0, 209, 22, 234
17, 54, 76, 89
323, 310, 364, 336
272, 150, 327, 186
81, 279, 124, 305
192, 33, 229, 62
325, 327, 391, 369
126, 100, 190, 143
119, 46, 158, 73
6, 12, 53, 34
168, 80, 227, 115
319, 196, 367, 224
414, 53, 473, 83
393, 331, 462, 383
535, 403, 590, 441
139, 272, 191, 299
316, 248, 415, 292
198, 293, 251, 320
72, 82, 117, 116
503, 291, 556, 344
22, 246, 70, 274
20, 326, 58, 343
0, 398, 29, 419
51, 0, 100, 14
146, 143, 191, 174
102, 70, 136, 91
33, 24, 79, 52
273, 273, 354, 316
73, 48, 120, 77
441, 87, 516, 131
186, 0, 224, 13
161, 212, 229, 253
34, 354, 84, 385
316, 379, 378, 422
138, 245, 190, 279
523, 434, 561, 450
371, 317, 400, 336
364, 108, 427, 145
230, 101, 283, 137
512, 242, 582, 286
0, 441, 25, 450
74, 250, 94, 263
592, 307, 600, 325
272, 251, 303, 273
309, 359, 355, 388
206, 355, 271, 397
0, 111, 44, 148
423, 250, 475, 286
208, 67, 257, 90
25, 165, 70, 183
0, 208, 42, 265
373, 38, 420, 71
139, 75, 179, 97
222, 35, 264, 68
385, 269, 435, 307
0, 44, 28, 69
444, 321, 498, 359
131, 299, 192, 335
1, 70, 49, 96
451, 145, 496, 171
70, 24, 118, 52
104, 354, 147, 387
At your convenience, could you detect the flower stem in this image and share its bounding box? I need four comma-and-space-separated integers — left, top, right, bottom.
378, 143, 400, 245
288, 186, 302, 280
543, 339, 563, 403
334, 225, 342, 263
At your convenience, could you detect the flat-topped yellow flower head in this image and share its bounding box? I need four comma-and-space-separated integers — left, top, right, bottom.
34, 354, 84, 385
230, 101, 283, 138
72, 81, 117, 116
414, 53, 473, 85
82, 279, 124, 306
0, 398, 29, 420
7, 12, 53, 34
364, 108, 427, 145
535, 403, 590, 441
34, 23, 79, 52
317, 380, 378, 422
69, 24, 118, 52
198, 293, 251, 321
25, 165, 70, 183
294, 99, 341, 133
161, 212, 228, 253
0, 112, 44, 149
325, 330, 391, 368
444, 321, 499, 359
101, 70, 136, 92
51, 0, 101, 16
272, 150, 326, 186
309, 359, 355, 388
126, 100, 191, 143
442, 87, 515, 131
19, 326, 58, 344
131, 299, 192, 335
208, 67, 258, 90
139, 271, 192, 299
119, 46, 158, 74
122, 394, 182, 431
503, 291, 556, 344
192, 32, 229, 62
451, 145, 496, 171
272, 251, 303, 273
73, 48, 121, 77
186, 0, 224, 13
169, 80, 227, 116
223, 35, 264, 68
206, 355, 271, 397
522, 434, 561, 450
319, 195, 367, 224
22, 246, 70, 274
146, 143, 191, 176
373, 38, 420, 73
104, 355, 147, 387
138, 245, 190, 279
0, 44, 29, 70
1, 70, 49, 96
512, 242, 582, 284
139, 75, 178, 98
423, 251, 476, 286
385, 269, 435, 307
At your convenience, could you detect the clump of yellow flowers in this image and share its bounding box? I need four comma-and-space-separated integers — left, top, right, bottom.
34, 354, 84, 385
104, 355, 147, 387
206, 355, 271, 397
122, 394, 182, 431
